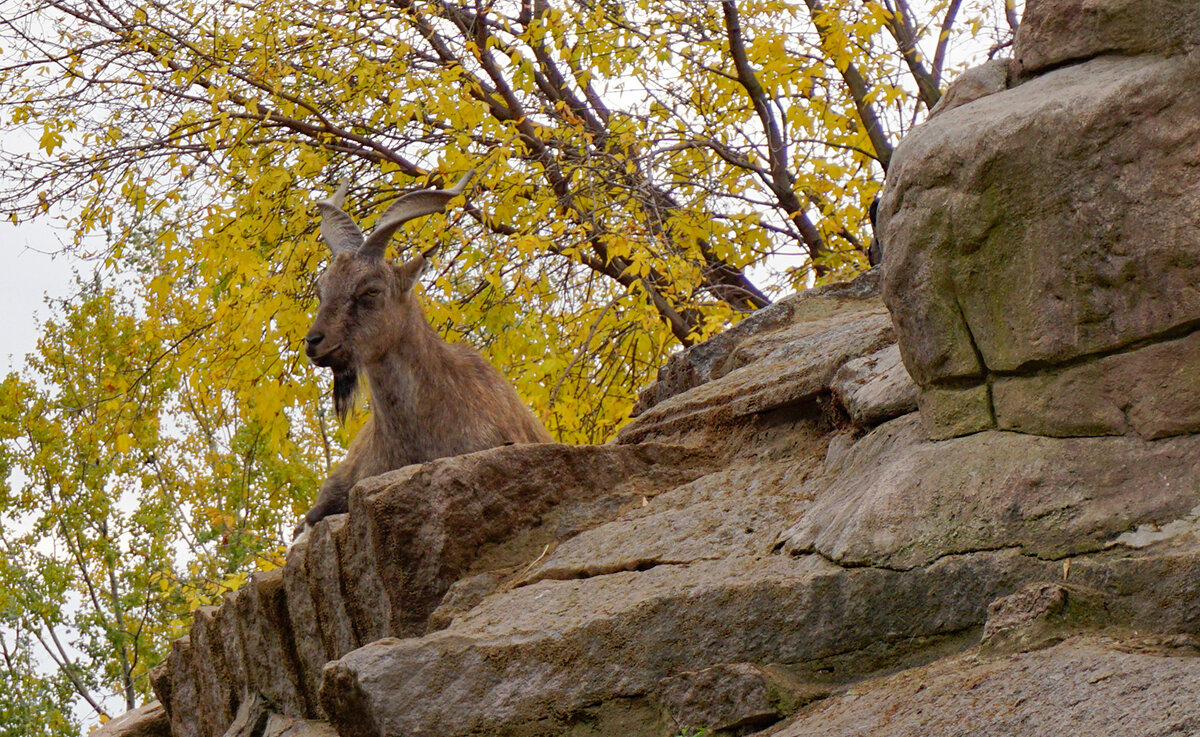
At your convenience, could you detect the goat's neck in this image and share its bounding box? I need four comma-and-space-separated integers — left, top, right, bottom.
361, 311, 451, 437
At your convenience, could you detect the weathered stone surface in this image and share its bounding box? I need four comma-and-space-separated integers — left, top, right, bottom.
1015, 0, 1200, 76
234, 569, 309, 716
89, 700, 171, 737
331, 510, 392, 649
303, 515, 360, 660
830, 343, 919, 427
880, 52, 1200, 438
517, 455, 820, 586
632, 270, 882, 415
777, 414, 1200, 568
320, 551, 1056, 737
155, 440, 715, 736
161, 637, 199, 737
189, 606, 236, 736
656, 663, 800, 733
769, 636, 1200, 737
620, 310, 894, 444
425, 572, 502, 631
993, 329, 1200, 439
261, 714, 340, 737
916, 384, 995, 439
214, 595, 248, 701
1067, 550, 1200, 634
1109, 503, 1200, 550
283, 538, 328, 718
220, 692, 340, 737
979, 582, 1119, 655
345, 441, 711, 637
159, 573, 312, 735
927, 57, 1010, 118
148, 663, 171, 721
222, 693, 270, 737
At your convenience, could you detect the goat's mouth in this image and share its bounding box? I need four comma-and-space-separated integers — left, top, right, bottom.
308, 345, 349, 369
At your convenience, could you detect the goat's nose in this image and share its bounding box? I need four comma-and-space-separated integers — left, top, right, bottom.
305, 331, 324, 349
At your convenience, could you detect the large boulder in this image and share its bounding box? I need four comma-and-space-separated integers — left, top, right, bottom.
319, 552, 1057, 737
879, 2, 1200, 438
1015, 0, 1200, 76
631, 271, 886, 417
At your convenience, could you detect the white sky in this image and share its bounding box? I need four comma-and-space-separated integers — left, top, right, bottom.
0, 218, 79, 373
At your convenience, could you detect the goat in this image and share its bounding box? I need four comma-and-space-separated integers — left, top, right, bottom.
299, 170, 553, 530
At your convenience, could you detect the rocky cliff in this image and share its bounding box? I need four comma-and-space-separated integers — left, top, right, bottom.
98, 1, 1200, 736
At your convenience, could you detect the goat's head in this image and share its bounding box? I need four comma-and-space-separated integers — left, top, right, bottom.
304, 170, 475, 420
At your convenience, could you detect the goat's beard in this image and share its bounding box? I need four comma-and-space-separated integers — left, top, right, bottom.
332, 366, 359, 423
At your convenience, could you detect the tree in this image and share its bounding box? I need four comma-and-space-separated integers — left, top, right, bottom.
0, 277, 324, 728
0, 0, 1019, 442
0, 0, 1020, 729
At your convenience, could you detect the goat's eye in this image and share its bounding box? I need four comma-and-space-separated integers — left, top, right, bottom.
356, 288, 382, 304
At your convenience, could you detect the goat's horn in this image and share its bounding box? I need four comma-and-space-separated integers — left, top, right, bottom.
316, 180, 364, 255
357, 169, 476, 261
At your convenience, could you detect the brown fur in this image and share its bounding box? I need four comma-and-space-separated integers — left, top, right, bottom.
302, 252, 553, 528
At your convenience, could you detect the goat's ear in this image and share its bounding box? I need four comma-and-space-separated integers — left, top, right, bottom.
395, 254, 432, 293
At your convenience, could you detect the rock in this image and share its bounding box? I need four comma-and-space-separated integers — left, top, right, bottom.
632, 270, 883, 415
89, 701, 171, 737
927, 57, 1011, 118
330, 509, 394, 649
160, 637, 199, 737
776, 414, 1200, 568
345, 441, 711, 637
620, 309, 894, 444
915, 384, 994, 439
1110, 504, 1200, 549
301, 515, 361, 660
154, 440, 714, 736
515, 451, 822, 587
147, 663, 170, 721
214, 591, 249, 699
261, 714, 340, 737
220, 693, 340, 737
656, 663, 820, 733
1015, 0, 1200, 77
830, 343, 919, 427
992, 329, 1200, 439
319, 551, 1056, 737
282, 538, 329, 717
880, 52, 1200, 438
769, 636, 1200, 737
222, 693, 269, 737
980, 582, 1119, 655
233, 569, 310, 715
189, 606, 236, 734
425, 572, 502, 631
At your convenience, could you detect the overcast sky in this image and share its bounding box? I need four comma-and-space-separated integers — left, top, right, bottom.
0, 217, 80, 373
